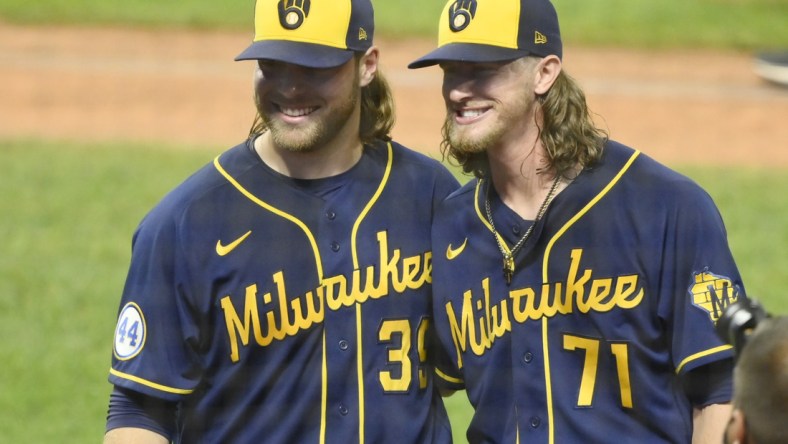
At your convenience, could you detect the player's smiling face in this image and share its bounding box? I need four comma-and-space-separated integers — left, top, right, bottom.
440, 58, 539, 154
254, 57, 361, 153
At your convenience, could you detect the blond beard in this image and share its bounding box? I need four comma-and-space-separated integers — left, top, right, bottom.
444, 113, 506, 155
260, 85, 359, 153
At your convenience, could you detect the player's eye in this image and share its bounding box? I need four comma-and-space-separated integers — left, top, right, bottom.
257, 60, 283, 77
439, 62, 460, 74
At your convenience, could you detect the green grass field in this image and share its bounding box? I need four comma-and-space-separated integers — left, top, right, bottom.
1, 140, 786, 442
0, 0, 786, 50
1, 0, 786, 442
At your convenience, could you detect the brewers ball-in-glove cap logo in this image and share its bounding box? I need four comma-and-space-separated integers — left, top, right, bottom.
409, 0, 562, 69
449, 0, 477, 32
235, 0, 374, 68
278, 0, 310, 30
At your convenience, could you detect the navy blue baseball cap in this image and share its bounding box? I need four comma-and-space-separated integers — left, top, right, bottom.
235, 0, 374, 68
408, 0, 562, 69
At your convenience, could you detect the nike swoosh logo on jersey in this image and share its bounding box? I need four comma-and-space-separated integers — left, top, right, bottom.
216, 230, 252, 256
446, 238, 468, 260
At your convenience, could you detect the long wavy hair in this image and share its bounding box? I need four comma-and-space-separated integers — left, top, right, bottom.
249, 55, 395, 145
441, 65, 607, 179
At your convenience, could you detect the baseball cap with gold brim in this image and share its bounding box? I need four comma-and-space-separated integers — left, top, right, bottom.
408, 0, 562, 69
235, 0, 374, 68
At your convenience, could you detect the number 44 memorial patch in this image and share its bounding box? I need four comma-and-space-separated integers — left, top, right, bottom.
114, 302, 147, 360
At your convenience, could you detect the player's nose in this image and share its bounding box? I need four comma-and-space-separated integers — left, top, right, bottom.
276, 64, 312, 94
442, 76, 474, 104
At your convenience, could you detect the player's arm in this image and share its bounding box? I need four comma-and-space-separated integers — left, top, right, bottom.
682, 360, 734, 443
426, 314, 465, 397
692, 403, 731, 444
104, 427, 169, 444
104, 386, 176, 443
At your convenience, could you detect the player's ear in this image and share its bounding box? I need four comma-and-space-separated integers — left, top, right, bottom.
533, 55, 561, 96
358, 46, 379, 88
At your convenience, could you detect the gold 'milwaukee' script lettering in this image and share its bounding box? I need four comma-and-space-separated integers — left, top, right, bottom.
221, 231, 432, 362
445, 249, 644, 368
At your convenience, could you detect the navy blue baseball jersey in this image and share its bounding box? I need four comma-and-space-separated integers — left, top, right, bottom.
431, 141, 744, 443
109, 138, 457, 443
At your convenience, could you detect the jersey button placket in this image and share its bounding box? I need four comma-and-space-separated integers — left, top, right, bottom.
522, 352, 534, 364
530, 416, 541, 428
338, 404, 349, 416
338, 339, 349, 351
325, 209, 340, 253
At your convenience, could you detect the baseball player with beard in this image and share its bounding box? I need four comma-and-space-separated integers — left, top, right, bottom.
103, 0, 457, 442
410, 0, 748, 442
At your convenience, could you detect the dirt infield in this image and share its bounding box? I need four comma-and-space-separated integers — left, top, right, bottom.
2, 23, 787, 167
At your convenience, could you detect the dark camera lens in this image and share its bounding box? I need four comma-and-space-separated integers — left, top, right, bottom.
715, 299, 768, 359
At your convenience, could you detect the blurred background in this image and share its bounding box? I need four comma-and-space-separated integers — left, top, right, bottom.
0, 0, 786, 441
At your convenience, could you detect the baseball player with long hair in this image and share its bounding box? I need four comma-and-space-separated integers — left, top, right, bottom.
410, 0, 747, 442
103, 0, 457, 442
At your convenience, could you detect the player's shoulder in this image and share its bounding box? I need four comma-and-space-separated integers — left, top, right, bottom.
602, 140, 716, 206
603, 140, 686, 180
138, 141, 253, 228
385, 140, 446, 169
436, 178, 478, 213
445, 178, 477, 200
375, 139, 460, 187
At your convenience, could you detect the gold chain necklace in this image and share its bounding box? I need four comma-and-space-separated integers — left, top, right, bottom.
484, 175, 561, 285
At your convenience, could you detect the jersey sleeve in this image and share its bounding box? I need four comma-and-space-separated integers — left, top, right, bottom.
402, 154, 465, 391
429, 183, 469, 392
432, 166, 461, 207
426, 313, 466, 392
105, 386, 177, 438
680, 359, 733, 407
657, 183, 743, 376
108, 203, 203, 401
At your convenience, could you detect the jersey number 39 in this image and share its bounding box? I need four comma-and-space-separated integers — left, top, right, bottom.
378, 318, 430, 393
